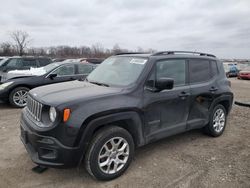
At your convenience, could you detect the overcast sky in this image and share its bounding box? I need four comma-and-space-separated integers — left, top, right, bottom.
0, 0, 249, 58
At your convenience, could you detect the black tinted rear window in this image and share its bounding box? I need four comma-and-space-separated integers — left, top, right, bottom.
22, 59, 37, 67
189, 59, 211, 83
38, 58, 52, 67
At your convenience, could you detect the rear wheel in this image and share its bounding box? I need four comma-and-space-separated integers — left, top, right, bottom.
85, 126, 134, 181
9, 87, 29, 108
203, 104, 227, 137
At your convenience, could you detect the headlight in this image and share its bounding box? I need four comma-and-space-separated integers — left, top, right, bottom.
49, 107, 57, 122
0, 82, 14, 90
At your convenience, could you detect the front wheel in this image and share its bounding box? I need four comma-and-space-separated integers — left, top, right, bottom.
85, 126, 134, 181
203, 104, 227, 137
9, 87, 30, 108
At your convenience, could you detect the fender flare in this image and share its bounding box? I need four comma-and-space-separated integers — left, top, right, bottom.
209, 94, 233, 114
75, 110, 145, 164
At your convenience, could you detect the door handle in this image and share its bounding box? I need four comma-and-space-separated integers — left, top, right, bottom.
179, 91, 190, 99
209, 87, 218, 92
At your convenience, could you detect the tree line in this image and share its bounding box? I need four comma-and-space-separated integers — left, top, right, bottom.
0, 30, 155, 58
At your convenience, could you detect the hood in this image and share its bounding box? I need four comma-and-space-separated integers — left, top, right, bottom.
1, 72, 37, 82
30, 81, 123, 106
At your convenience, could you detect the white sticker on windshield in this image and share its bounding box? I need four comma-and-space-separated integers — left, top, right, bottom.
130, 59, 147, 65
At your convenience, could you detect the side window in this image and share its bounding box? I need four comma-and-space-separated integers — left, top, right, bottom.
22, 59, 37, 68
38, 59, 51, 67
52, 64, 75, 76
78, 64, 93, 74
211, 61, 218, 77
156, 59, 186, 86
189, 59, 211, 83
6, 59, 21, 68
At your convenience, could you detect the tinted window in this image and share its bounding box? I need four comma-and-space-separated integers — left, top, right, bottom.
22, 59, 37, 68
189, 59, 210, 83
78, 64, 93, 74
6, 59, 21, 68
156, 59, 186, 86
38, 59, 51, 67
211, 61, 218, 77
52, 64, 75, 76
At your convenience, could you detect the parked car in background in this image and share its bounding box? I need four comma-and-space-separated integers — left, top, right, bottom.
80, 58, 104, 64
223, 63, 239, 77
238, 66, 250, 80
20, 51, 233, 180
0, 56, 52, 82
0, 61, 96, 107
61, 58, 104, 64
52, 58, 67, 62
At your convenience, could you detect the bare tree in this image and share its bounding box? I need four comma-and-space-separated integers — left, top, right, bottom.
0, 42, 14, 56
10, 30, 30, 56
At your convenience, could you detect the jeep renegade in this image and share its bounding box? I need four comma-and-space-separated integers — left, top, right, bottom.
20, 51, 233, 180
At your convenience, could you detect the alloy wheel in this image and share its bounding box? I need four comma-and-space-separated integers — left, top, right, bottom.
213, 108, 225, 133
13, 90, 28, 107
98, 137, 129, 174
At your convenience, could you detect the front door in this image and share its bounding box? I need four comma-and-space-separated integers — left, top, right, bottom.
143, 59, 190, 143
44, 64, 77, 85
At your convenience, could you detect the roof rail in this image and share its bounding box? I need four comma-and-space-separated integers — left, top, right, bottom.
152, 51, 216, 58
115, 52, 148, 55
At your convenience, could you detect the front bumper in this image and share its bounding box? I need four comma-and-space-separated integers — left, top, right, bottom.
0, 89, 9, 101
20, 112, 82, 168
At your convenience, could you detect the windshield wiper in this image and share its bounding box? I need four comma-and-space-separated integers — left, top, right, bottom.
89, 81, 109, 87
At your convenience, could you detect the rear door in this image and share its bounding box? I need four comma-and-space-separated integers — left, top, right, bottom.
143, 59, 191, 142
187, 59, 219, 129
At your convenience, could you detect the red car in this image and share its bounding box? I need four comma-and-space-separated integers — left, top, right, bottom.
238, 67, 250, 80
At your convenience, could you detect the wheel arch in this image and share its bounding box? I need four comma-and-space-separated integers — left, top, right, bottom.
210, 94, 233, 115
76, 110, 145, 165
8, 84, 32, 95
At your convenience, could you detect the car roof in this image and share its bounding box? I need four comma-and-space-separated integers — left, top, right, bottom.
50, 61, 95, 66
7, 56, 51, 59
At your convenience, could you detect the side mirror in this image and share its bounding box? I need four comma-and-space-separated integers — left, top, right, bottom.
49, 73, 57, 79
155, 78, 174, 91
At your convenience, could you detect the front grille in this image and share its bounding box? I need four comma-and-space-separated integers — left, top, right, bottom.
26, 95, 43, 121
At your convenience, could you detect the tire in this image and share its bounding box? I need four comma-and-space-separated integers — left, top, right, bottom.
85, 126, 134, 181
9, 87, 30, 108
203, 104, 227, 137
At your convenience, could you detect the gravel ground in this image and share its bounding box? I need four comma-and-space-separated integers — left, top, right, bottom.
0, 78, 249, 188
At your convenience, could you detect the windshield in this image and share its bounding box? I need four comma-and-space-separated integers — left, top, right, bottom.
87, 56, 148, 86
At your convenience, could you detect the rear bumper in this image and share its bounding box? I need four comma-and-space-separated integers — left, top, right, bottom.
239, 75, 250, 79
20, 112, 82, 168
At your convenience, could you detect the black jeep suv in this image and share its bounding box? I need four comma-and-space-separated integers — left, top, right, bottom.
20, 51, 233, 180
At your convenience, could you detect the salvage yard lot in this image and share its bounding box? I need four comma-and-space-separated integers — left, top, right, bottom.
0, 78, 249, 188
